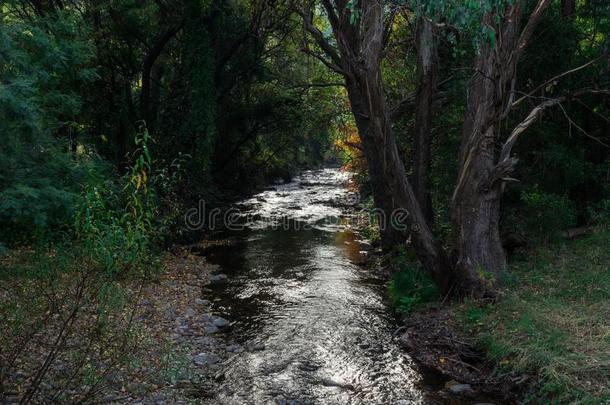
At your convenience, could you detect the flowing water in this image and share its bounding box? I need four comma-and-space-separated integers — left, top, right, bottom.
201, 168, 444, 404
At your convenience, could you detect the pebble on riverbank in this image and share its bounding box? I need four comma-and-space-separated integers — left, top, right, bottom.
398, 308, 528, 403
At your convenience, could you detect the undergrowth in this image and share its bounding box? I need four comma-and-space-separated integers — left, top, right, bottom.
459, 227, 610, 404
0, 128, 178, 402
387, 247, 440, 314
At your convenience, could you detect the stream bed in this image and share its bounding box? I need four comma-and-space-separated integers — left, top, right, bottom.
198, 168, 478, 404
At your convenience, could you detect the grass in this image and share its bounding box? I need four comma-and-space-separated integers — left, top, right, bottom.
458, 227, 610, 404
387, 247, 440, 314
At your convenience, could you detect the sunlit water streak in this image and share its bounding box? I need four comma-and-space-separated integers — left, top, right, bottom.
202, 168, 438, 404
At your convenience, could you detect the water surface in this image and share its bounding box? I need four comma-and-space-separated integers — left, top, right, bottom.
203, 168, 439, 404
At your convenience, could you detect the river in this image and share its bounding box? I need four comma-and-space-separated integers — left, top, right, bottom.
201, 168, 446, 404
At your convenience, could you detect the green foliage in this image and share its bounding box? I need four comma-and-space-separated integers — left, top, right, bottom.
589, 199, 610, 225
75, 129, 158, 277
387, 248, 440, 314
520, 186, 577, 238
0, 6, 99, 238
460, 228, 610, 403
417, 0, 513, 47
182, 0, 216, 173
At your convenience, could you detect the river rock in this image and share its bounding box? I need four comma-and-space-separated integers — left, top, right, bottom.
195, 298, 209, 306
212, 316, 230, 327
320, 378, 355, 390
210, 274, 228, 285
246, 341, 265, 351
445, 380, 473, 395
205, 324, 219, 334
226, 344, 244, 353
193, 353, 221, 366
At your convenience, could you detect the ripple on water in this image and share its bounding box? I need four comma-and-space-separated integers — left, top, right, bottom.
203, 168, 435, 404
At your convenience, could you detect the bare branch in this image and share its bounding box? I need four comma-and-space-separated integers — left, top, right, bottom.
556, 102, 610, 147
515, 0, 553, 56
512, 53, 609, 108
499, 97, 562, 164
296, 3, 345, 74
301, 47, 344, 75
500, 89, 610, 166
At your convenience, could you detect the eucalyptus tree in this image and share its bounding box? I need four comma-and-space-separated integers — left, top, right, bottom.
298, 0, 454, 293
298, 0, 609, 296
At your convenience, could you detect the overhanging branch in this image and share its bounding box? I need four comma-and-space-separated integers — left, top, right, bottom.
496, 89, 610, 182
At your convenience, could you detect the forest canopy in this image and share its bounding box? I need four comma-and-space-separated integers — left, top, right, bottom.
1, 0, 609, 290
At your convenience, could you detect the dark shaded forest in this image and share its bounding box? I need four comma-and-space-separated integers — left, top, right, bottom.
1, 0, 609, 403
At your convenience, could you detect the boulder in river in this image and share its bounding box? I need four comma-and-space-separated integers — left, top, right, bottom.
210, 274, 228, 285
445, 380, 473, 395
195, 298, 209, 306
226, 344, 243, 353
212, 316, 230, 328
193, 353, 221, 366
246, 341, 265, 351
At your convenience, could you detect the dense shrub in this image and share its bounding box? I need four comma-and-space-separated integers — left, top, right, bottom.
520, 187, 577, 239
0, 8, 99, 239
74, 129, 159, 277
387, 248, 439, 314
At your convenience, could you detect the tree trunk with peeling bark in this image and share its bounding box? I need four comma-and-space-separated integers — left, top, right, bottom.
451, 1, 552, 296
344, 69, 453, 293
300, 0, 557, 297
412, 15, 438, 224
302, 0, 454, 292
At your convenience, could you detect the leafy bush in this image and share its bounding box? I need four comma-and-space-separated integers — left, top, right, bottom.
521, 187, 577, 238
0, 8, 98, 238
74, 128, 158, 277
387, 249, 439, 314
589, 199, 610, 226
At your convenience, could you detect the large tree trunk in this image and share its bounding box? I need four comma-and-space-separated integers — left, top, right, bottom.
344, 67, 454, 293
303, 0, 454, 293
412, 16, 438, 224
451, 6, 521, 296
303, 0, 552, 297
451, 0, 553, 296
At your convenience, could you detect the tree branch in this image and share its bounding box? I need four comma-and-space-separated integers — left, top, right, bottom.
498, 89, 610, 172
515, 0, 553, 56
512, 53, 609, 108
303, 21, 344, 74
301, 47, 344, 75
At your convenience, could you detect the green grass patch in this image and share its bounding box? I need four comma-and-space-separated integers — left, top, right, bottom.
387, 248, 440, 314
459, 227, 610, 404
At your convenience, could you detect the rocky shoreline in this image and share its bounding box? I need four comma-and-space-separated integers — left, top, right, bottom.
84, 250, 233, 404
396, 307, 530, 404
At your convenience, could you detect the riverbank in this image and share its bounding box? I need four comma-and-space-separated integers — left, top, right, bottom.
0, 246, 234, 403
398, 226, 610, 404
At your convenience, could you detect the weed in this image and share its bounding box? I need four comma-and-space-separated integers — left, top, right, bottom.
387, 248, 440, 314
460, 228, 610, 403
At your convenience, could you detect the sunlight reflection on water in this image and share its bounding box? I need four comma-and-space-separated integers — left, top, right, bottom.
202, 168, 433, 404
